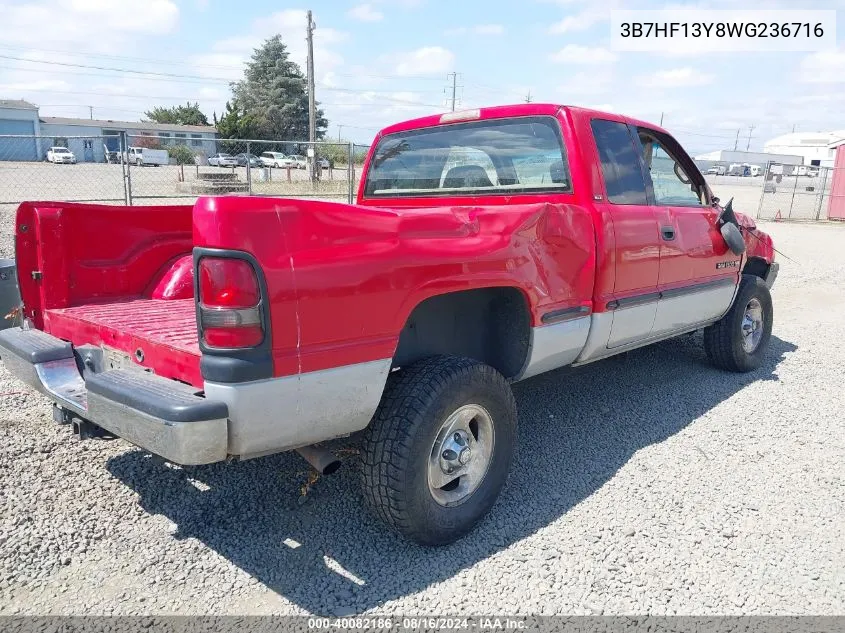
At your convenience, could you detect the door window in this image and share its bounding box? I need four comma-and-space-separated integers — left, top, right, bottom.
639, 134, 704, 206
591, 119, 648, 205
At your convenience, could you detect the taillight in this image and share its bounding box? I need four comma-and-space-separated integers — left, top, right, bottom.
198, 257, 264, 348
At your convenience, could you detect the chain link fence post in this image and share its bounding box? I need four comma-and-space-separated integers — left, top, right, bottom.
348, 142, 355, 204
816, 166, 829, 220
756, 161, 769, 219
119, 132, 134, 205
246, 141, 253, 195
788, 167, 799, 219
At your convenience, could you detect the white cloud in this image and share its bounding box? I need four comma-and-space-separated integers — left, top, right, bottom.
548, 7, 609, 34
347, 4, 383, 22
445, 24, 504, 36
549, 45, 617, 64
640, 67, 714, 88
799, 48, 845, 83
392, 46, 454, 76
557, 70, 615, 97
0, 0, 179, 47
192, 10, 347, 82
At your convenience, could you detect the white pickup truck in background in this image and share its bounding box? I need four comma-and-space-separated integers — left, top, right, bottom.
125, 147, 169, 167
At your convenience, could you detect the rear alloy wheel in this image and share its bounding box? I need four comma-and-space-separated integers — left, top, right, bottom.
704, 274, 773, 372
361, 355, 516, 546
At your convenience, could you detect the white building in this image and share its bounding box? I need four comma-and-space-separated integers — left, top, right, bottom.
763, 131, 845, 168
0, 100, 219, 162
694, 149, 803, 166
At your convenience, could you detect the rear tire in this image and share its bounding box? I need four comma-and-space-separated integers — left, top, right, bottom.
361, 355, 517, 546
704, 274, 773, 372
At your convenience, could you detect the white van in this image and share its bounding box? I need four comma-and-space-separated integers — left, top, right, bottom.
125, 147, 168, 167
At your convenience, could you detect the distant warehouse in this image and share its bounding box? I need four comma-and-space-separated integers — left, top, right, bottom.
0, 99, 219, 163
694, 149, 804, 167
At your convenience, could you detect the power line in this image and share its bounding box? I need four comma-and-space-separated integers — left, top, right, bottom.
0, 54, 234, 81
3, 65, 232, 84
0, 44, 245, 71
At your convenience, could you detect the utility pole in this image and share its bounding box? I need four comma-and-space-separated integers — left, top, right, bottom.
524, 90, 533, 104
447, 72, 458, 111
659, 112, 664, 126
746, 124, 755, 151
306, 10, 317, 183
733, 128, 740, 151
89, 106, 93, 120
337, 124, 343, 142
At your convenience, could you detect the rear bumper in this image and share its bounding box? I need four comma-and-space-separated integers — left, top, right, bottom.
0, 327, 228, 465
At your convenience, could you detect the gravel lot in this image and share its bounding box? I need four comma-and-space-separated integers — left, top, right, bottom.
0, 211, 843, 616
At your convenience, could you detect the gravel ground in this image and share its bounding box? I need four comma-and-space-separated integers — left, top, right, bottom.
0, 219, 843, 616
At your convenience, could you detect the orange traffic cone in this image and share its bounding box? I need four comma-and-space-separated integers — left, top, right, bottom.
774, 210, 782, 222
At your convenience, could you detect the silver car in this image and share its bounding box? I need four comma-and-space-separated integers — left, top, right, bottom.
208, 153, 238, 167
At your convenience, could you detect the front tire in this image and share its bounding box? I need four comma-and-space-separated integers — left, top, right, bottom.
704, 274, 773, 372
361, 356, 517, 546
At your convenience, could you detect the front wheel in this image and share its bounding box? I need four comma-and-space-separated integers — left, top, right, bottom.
704, 274, 773, 372
361, 356, 517, 546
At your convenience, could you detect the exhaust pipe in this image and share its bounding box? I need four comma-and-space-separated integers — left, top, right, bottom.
296, 444, 342, 475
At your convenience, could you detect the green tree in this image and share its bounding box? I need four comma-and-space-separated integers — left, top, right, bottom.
215, 100, 259, 141
144, 102, 209, 126
224, 35, 328, 140
166, 144, 196, 165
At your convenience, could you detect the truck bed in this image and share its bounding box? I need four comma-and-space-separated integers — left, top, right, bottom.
44, 298, 202, 386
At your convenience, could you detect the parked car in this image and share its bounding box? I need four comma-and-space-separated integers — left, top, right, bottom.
46, 147, 76, 164
260, 152, 299, 168
315, 157, 330, 169
706, 165, 726, 175
235, 153, 262, 168
208, 153, 238, 167
259, 152, 286, 167
289, 154, 307, 169
125, 147, 168, 167
0, 104, 778, 547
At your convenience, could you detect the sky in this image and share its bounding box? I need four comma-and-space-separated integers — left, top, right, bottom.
1, 0, 845, 151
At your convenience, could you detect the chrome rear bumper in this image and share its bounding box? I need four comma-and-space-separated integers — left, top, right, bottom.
0, 327, 228, 465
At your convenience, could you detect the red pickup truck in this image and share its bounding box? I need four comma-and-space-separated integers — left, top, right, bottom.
0, 104, 777, 545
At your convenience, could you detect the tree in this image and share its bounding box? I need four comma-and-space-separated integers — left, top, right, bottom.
132, 135, 162, 149
215, 100, 258, 141
166, 144, 196, 165
144, 102, 209, 126
223, 35, 328, 140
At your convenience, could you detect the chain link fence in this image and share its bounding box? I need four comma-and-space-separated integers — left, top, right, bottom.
757, 162, 845, 221
0, 134, 371, 206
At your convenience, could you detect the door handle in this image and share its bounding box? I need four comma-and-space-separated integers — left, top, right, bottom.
661, 226, 676, 241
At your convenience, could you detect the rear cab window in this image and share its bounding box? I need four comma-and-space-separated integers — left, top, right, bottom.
363, 116, 572, 198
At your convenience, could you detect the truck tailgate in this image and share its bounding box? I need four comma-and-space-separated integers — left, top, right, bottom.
44, 298, 201, 386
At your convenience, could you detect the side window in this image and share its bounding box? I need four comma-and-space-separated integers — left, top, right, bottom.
590, 119, 648, 205
639, 134, 703, 206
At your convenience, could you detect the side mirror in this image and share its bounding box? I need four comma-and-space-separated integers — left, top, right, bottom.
721, 222, 746, 256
